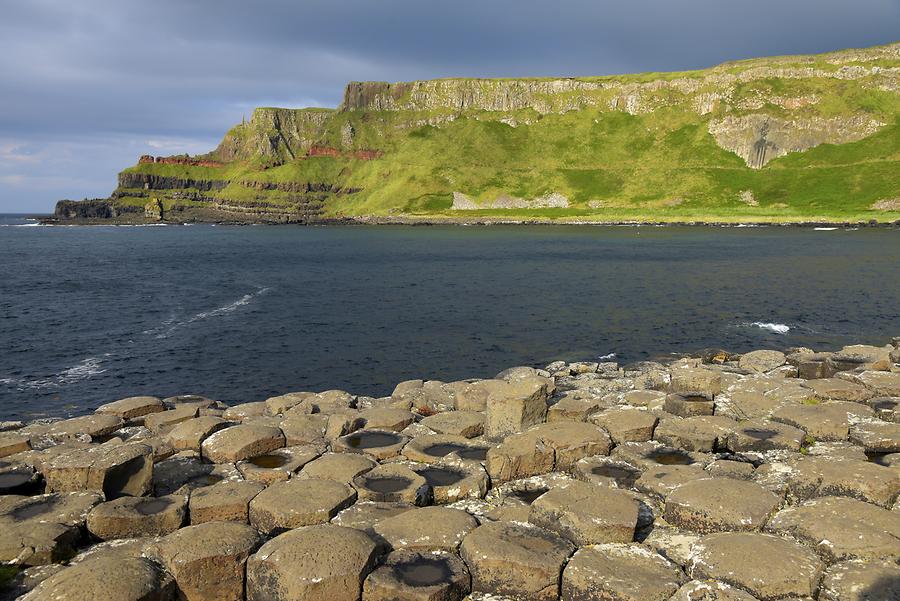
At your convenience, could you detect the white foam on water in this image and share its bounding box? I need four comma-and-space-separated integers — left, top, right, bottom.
750, 322, 791, 334
0, 354, 111, 390
598, 352, 617, 360
147, 287, 272, 339
813, 227, 839, 231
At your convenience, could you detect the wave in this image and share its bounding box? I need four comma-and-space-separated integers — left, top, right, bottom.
749, 322, 791, 334
813, 227, 839, 231
0, 354, 110, 391
597, 352, 617, 360
146, 287, 272, 339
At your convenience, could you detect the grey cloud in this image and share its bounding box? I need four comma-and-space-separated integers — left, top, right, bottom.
0, 0, 897, 211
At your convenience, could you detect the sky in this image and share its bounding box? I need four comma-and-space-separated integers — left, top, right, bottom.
0, 0, 897, 213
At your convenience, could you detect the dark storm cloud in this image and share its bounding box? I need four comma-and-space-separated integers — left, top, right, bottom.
1, 0, 897, 211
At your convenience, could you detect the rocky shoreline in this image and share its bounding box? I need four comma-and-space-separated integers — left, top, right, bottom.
1, 340, 899, 600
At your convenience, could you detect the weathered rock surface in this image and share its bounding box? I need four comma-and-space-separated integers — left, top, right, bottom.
189, 480, 265, 524
96, 396, 165, 419
246, 524, 377, 601
20, 555, 174, 600
460, 521, 575, 601
562, 544, 686, 601
249, 477, 356, 534
766, 496, 900, 562
689, 532, 824, 600
373, 506, 477, 552
529, 480, 639, 545
149, 521, 261, 601
664, 477, 781, 533
87, 494, 187, 539
201, 424, 285, 463
44, 442, 153, 498
363, 549, 470, 601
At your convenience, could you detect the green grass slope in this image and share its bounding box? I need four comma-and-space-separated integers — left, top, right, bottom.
107, 42, 900, 223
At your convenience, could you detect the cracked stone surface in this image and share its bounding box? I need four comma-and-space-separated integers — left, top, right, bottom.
1, 341, 898, 600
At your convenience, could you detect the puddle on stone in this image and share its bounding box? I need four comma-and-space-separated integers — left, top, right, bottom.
509, 487, 549, 504
248, 454, 289, 469
649, 450, 694, 465
346, 431, 402, 449
591, 465, 639, 485
423, 443, 469, 458
744, 428, 777, 441
417, 467, 466, 487
363, 476, 411, 494
136, 498, 172, 515
455, 446, 488, 461
12, 499, 56, 520
393, 557, 453, 587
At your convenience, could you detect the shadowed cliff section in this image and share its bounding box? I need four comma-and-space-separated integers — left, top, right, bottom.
52, 42, 900, 224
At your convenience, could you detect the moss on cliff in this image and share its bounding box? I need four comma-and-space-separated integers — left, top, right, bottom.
98, 41, 900, 223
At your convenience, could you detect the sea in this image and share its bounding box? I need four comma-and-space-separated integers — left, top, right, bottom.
1, 214, 898, 420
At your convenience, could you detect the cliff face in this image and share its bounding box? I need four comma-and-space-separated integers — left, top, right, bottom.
58, 42, 900, 224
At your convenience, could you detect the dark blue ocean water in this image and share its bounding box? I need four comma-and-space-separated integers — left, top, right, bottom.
1, 214, 898, 420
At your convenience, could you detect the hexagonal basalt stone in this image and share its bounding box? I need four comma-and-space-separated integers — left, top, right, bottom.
766, 496, 900, 562
165, 415, 229, 451
0, 431, 31, 457
19, 555, 174, 601
419, 410, 485, 438
663, 477, 781, 533
236, 444, 321, 484
246, 524, 378, 601
724, 418, 805, 453
333, 428, 409, 461
87, 494, 187, 540
664, 394, 715, 418
460, 521, 575, 601
402, 434, 479, 463
611, 441, 709, 470
353, 463, 431, 505
144, 405, 199, 434
573, 456, 643, 489
849, 420, 900, 453
635, 464, 707, 500
484, 376, 552, 440
149, 521, 261, 601
44, 414, 124, 440
249, 477, 357, 535
669, 366, 721, 400
363, 550, 470, 601
771, 401, 874, 441
486, 421, 612, 483
372, 506, 477, 553
200, 424, 285, 463
802, 378, 873, 402
590, 407, 658, 444
689, 532, 823, 601
411, 461, 488, 504
0, 521, 80, 566
653, 415, 738, 452
738, 350, 786, 373
358, 407, 417, 431
332, 501, 414, 545
299, 451, 376, 483
561, 544, 686, 601
529, 480, 639, 545
770, 456, 900, 508
189, 480, 265, 524
818, 559, 900, 601
95, 396, 165, 420
44, 442, 153, 498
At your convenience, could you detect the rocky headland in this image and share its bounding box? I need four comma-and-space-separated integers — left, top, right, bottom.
1, 339, 899, 600
48, 42, 900, 226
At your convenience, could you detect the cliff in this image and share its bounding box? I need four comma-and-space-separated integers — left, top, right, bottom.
55, 42, 900, 224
